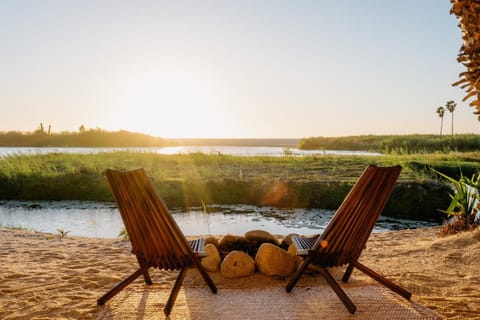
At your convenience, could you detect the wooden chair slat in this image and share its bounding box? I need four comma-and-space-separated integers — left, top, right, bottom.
287, 165, 410, 314
98, 168, 217, 315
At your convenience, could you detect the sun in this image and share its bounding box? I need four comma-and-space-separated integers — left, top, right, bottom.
108, 70, 226, 138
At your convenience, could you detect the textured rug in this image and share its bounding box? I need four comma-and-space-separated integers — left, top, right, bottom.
95, 278, 441, 320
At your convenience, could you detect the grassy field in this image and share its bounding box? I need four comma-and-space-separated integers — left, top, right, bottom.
299, 134, 480, 153
2, 152, 479, 221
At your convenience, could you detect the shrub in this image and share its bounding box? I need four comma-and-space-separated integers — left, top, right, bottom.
436, 170, 480, 236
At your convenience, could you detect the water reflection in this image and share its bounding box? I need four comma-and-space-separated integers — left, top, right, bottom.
0, 201, 437, 238
0, 146, 381, 158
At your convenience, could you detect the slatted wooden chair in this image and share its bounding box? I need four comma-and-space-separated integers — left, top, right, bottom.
285, 165, 411, 314
97, 168, 217, 316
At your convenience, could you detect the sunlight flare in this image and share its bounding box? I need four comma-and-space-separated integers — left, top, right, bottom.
111, 71, 223, 137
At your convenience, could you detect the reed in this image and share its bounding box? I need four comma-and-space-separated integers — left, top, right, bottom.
299, 134, 480, 154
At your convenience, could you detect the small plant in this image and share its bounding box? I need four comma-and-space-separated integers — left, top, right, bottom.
435, 170, 480, 236
201, 199, 211, 235
283, 147, 293, 157
57, 228, 70, 238
119, 228, 129, 240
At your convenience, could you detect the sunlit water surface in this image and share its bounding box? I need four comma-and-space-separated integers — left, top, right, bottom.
0, 201, 437, 238
0, 146, 381, 157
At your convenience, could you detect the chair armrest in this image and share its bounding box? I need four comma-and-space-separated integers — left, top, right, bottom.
189, 238, 206, 257
291, 235, 319, 256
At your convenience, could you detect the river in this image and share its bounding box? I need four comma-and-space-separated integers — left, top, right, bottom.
0, 146, 381, 158
0, 146, 399, 238
0, 201, 436, 238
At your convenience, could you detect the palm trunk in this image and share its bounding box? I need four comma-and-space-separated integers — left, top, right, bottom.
451, 113, 454, 135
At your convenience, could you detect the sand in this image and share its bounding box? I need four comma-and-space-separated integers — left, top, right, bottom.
0, 226, 479, 319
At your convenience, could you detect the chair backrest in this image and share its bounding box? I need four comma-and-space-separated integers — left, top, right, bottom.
104, 168, 195, 271
311, 165, 402, 267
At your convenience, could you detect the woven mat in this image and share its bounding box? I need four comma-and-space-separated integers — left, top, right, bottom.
95, 279, 441, 320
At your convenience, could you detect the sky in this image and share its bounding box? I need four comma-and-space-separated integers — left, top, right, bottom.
1, 0, 478, 138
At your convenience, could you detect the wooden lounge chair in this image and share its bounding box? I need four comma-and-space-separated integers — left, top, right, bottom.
97, 168, 217, 316
285, 165, 411, 314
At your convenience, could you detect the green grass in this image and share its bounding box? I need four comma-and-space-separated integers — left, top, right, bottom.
299, 134, 480, 154
1, 151, 479, 221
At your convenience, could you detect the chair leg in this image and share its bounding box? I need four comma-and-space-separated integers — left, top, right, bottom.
136, 256, 153, 285
142, 270, 153, 285
193, 260, 217, 293
350, 260, 412, 300
342, 263, 355, 283
164, 268, 188, 316
97, 265, 149, 305
285, 256, 312, 292
318, 267, 357, 314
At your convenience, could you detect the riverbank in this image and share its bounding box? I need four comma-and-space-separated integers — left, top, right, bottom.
1, 152, 474, 220
1, 226, 479, 319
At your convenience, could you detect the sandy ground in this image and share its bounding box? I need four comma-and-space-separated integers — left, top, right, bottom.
0, 226, 479, 319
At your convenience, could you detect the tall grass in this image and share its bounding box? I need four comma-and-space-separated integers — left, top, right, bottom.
1, 152, 479, 220
299, 134, 480, 154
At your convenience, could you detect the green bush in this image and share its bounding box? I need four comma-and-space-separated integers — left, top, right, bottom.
299, 134, 480, 154
435, 170, 480, 235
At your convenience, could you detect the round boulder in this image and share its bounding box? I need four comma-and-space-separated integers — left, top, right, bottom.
288, 243, 304, 266
280, 233, 300, 249
245, 229, 279, 245
204, 236, 220, 248
219, 234, 252, 255
201, 244, 221, 272
220, 251, 255, 278
255, 243, 298, 277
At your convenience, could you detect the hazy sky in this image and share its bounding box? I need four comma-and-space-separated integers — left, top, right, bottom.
1, 0, 478, 138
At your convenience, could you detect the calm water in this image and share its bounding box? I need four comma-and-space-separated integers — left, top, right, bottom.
0, 201, 436, 238
0, 146, 381, 157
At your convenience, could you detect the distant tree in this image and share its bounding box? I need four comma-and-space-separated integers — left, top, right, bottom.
47, 125, 51, 135
79, 125, 86, 133
35, 122, 45, 134
436, 106, 445, 136
446, 100, 457, 135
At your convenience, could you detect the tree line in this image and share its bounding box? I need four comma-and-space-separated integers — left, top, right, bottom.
0, 126, 171, 147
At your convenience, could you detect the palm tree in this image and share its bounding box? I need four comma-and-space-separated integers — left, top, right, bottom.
436, 106, 445, 136
445, 100, 457, 135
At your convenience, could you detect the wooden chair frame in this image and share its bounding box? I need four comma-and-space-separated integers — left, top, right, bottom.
285, 165, 411, 314
97, 169, 217, 316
